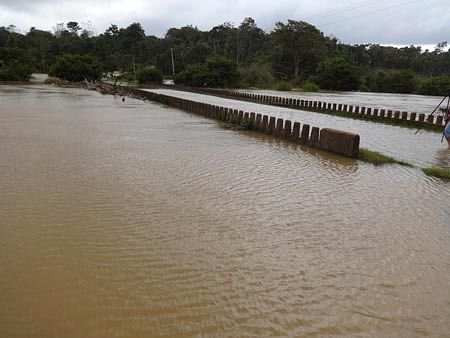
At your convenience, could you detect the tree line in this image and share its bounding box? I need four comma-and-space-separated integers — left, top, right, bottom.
0, 19, 449, 95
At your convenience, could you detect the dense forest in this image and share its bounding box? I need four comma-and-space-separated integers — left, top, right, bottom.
1, 19, 449, 95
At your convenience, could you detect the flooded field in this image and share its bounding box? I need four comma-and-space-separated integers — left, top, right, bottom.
237, 89, 445, 115
1, 84, 450, 337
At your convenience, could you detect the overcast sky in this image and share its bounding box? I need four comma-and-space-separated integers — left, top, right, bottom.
0, 0, 449, 48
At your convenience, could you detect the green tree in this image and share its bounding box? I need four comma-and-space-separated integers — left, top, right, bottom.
49, 54, 102, 81
136, 67, 163, 84
419, 76, 450, 96
175, 56, 239, 88
316, 57, 360, 91
0, 47, 35, 80
270, 20, 327, 83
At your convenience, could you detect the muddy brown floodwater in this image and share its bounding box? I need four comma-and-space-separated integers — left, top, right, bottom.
1, 84, 450, 338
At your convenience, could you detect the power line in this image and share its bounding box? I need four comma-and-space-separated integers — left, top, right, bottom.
303, 0, 389, 21
317, 0, 421, 26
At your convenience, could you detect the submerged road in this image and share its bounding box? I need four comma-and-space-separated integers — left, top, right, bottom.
146, 88, 450, 168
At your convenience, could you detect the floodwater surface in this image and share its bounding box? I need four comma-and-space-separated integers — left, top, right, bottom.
1, 85, 450, 338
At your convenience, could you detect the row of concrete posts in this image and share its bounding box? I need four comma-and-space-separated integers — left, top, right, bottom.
204, 90, 446, 127
124, 87, 360, 158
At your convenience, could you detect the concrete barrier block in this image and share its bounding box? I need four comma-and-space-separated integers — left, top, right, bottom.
238, 110, 244, 122
291, 122, 300, 142
255, 114, 262, 130
319, 128, 360, 158
262, 115, 269, 132
284, 120, 292, 138
309, 127, 320, 148
300, 124, 310, 144
268, 116, 276, 134
275, 118, 284, 137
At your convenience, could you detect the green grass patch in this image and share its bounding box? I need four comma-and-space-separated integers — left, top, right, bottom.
422, 167, 450, 181
358, 148, 412, 166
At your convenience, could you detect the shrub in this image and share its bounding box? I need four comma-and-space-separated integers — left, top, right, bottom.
316, 57, 360, 91
275, 81, 292, 91
136, 67, 163, 84
301, 81, 319, 92
367, 69, 417, 94
418, 76, 450, 96
49, 54, 102, 82
0, 47, 35, 81
239, 64, 275, 88
175, 56, 240, 88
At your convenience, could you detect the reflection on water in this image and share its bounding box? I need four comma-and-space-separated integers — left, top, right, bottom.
1, 84, 450, 338
149, 89, 449, 168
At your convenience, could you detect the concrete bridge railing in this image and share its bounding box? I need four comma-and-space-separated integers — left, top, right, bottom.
194, 88, 446, 128
122, 87, 360, 158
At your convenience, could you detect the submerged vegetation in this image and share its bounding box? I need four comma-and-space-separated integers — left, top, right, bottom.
422, 167, 450, 181
0, 20, 449, 94
358, 148, 412, 166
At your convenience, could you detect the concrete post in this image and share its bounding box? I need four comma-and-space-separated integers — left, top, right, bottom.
268, 116, 276, 134
410, 112, 416, 121
401, 111, 408, 120
338, 104, 343, 111
238, 110, 244, 123
300, 124, 310, 144
309, 127, 320, 148
361, 107, 366, 115
418, 113, 425, 122
436, 116, 444, 125
332, 103, 337, 111
275, 118, 284, 137
394, 111, 400, 119
262, 115, 269, 132
373, 108, 379, 116
355, 106, 360, 114
427, 115, 434, 124
284, 120, 292, 138
292, 122, 300, 142
387, 110, 393, 118
343, 104, 348, 112
366, 107, 372, 115
255, 114, 262, 130
380, 109, 385, 117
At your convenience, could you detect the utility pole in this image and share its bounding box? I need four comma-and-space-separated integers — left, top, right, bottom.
170, 48, 175, 76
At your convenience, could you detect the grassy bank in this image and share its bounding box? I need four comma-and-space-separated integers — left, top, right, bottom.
358, 148, 412, 166
422, 167, 450, 181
